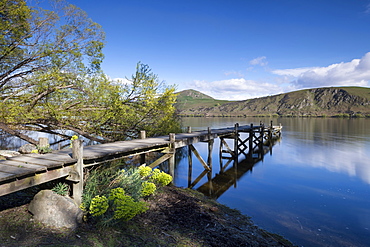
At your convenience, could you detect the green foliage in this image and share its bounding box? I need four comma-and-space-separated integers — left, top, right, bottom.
89, 195, 109, 217
108, 187, 148, 221
138, 166, 152, 178
95, 62, 182, 140
140, 182, 157, 197
1, 1, 182, 146
333, 113, 350, 118
353, 113, 365, 118
82, 163, 172, 225
36, 145, 53, 154
51, 182, 69, 196
108, 187, 126, 201
112, 194, 148, 221
150, 169, 173, 186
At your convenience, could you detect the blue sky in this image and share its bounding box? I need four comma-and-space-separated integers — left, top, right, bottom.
67, 0, 370, 100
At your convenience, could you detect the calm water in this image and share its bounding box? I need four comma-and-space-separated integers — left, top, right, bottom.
175, 117, 370, 247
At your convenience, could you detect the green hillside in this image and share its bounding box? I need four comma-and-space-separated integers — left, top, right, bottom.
175, 89, 230, 112
175, 87, 370, 117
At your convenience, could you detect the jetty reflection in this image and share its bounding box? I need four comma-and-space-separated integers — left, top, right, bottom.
190, 137, 281, 199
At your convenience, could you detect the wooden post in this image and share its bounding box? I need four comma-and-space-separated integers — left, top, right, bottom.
140, 131, 146, 165
168, 133, 176, 180
219, 137, 223, 169
188, 144, 193, 188
259, 123, 264, 158
260, 123, 264, 143
234, 123, 239, 158
249, 123, 254, 156
38, 137, 49, 148
207, 127, 213, 170
169, 133, 175, 145
268, 121, 273, 141
72, 139, 83, 206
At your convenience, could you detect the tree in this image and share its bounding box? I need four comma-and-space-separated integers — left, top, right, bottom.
0, 0, 105, 144
0, 0, 104, 86
93, 62, 181, 141
0, 0, 180, 146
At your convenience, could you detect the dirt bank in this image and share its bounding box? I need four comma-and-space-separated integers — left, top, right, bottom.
0, 186, 295, 247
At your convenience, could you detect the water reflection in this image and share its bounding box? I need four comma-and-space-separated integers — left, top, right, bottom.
186, 133, 281, 199
181, 117, 370, 185
178, 117, 370, 247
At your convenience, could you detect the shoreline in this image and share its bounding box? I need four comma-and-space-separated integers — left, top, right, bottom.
0, 185, 295, 246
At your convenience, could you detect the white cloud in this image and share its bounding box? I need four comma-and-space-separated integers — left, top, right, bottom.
191, 78, 282, 100
249, 56, 268, 66
277, 141, 370, 185
272, 52, 370, 88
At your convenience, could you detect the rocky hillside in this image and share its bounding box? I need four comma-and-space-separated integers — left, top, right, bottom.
175, 87, 370, 117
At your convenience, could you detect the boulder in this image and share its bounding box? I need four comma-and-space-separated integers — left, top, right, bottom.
18, 144, 37, 154
28, 190, 83, 230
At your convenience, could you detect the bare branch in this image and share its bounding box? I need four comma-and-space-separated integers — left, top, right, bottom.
0, 122, 38, 145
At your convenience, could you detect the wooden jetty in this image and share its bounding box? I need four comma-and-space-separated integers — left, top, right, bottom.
0, 122, 282, 204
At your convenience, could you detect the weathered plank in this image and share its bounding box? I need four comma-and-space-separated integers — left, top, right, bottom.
0, 162, 34, 175
0, 171, 15, 180
27, 152, 76, 164
82, 138, 169, 160
7, 155, 65, 168
1, 160, 47, 172
0, 167, 71, 196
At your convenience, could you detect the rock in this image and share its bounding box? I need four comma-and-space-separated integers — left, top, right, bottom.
209, 206, 219, 212
18, 144, 37, 154
0, 150, 20, 158
28, 190, 83, 230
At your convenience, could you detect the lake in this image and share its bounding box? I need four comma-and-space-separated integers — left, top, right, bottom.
175, 117, 370, 247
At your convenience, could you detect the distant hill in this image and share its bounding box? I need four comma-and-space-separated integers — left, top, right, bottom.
175, 87, 370, 117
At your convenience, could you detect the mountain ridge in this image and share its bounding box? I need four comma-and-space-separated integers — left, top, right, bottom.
175, 87, 370, 117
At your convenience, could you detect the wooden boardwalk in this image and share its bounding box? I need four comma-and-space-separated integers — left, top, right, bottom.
0, 123, 282, 200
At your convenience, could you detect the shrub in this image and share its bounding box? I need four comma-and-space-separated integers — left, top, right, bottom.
333, 113, 350, 118
37, 145, 53, 154
89, 195, 109, 217
82, 164, 172, 225
140, 181, 156, 197
112, 195, 148, 221
108, 187, 126, 201
354, 113, 365, 118
150, 169, 173, 186
138, 166, 152, 177
51, 182, 69, 196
